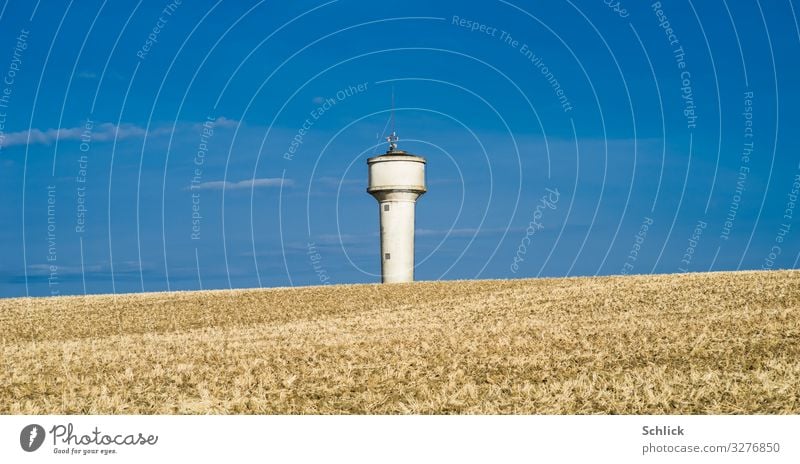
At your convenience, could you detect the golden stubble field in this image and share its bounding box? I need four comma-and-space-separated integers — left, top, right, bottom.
1, 270, 798, 414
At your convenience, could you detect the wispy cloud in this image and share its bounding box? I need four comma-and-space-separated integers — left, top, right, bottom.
201, 116, 238, 129
0, 123, 149, 148
306, 227, 512, 245
315, 232, 376, 245
189, 177, 292, 191
416, 227, 516, 237
0, 117, 239, 149
26, 260, 145, 276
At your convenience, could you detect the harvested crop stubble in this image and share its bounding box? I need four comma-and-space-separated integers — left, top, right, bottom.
1, 270, 799, 414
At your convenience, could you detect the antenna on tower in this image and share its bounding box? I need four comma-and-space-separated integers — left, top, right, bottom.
386, 86, 398, 153
391, 85, 395, 134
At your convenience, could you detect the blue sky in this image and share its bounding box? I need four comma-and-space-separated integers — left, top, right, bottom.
0, 0, 798, 297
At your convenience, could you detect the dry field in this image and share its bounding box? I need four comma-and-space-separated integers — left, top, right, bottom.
1, 270, 798, 414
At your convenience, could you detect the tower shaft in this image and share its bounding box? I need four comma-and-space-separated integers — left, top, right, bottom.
378, 194, 419, 283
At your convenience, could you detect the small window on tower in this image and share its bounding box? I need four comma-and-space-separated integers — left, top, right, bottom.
384, 253, 391, 260
383, 204, 390, 212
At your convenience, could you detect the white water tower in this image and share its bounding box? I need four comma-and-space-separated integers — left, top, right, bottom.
367, 131, 426, 283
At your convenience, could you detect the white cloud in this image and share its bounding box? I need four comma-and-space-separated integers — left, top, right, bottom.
0, 118, 239, 149
211, 116, 238, 128
190, 177, 292, 191
0, 123, 147, 148
416, 227, 515, 237
315, 233, 376, 245
27, 260, 144, 276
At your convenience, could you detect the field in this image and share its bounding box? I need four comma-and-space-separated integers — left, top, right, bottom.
1, 270, 798, 414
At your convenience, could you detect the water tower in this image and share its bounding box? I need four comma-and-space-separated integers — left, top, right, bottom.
367, 131, 426, 283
